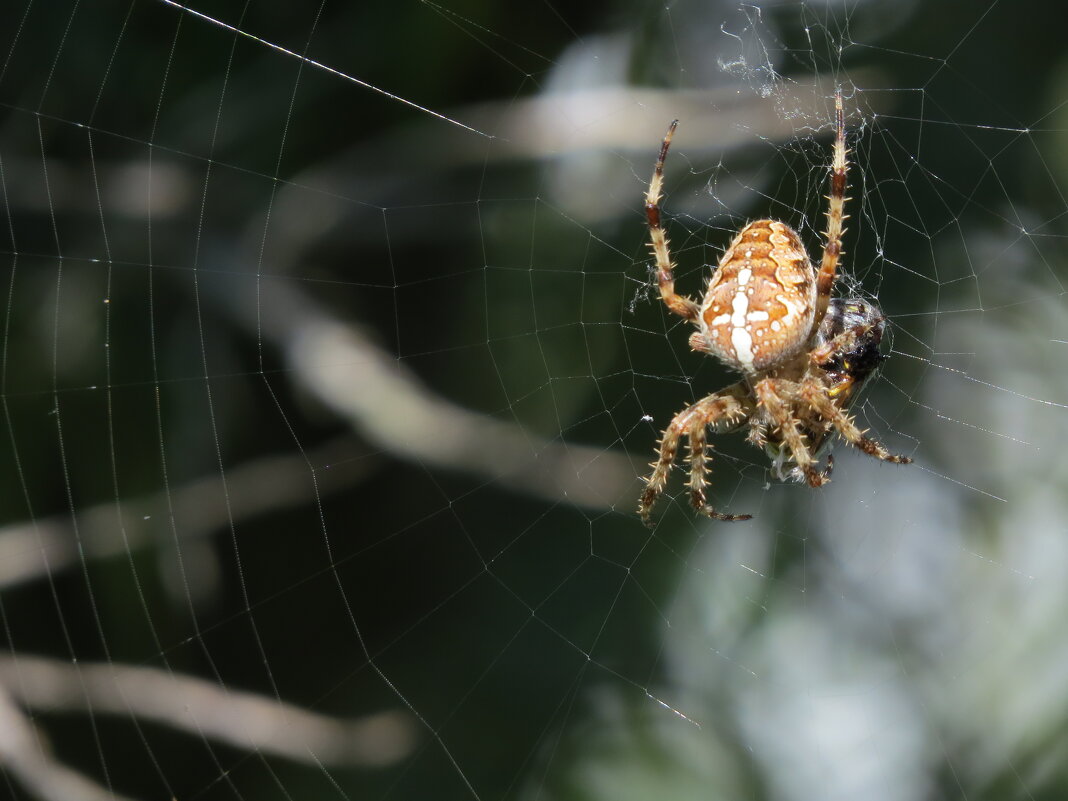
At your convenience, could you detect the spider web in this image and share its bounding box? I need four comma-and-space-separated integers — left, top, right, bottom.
1, 1, 1066, 799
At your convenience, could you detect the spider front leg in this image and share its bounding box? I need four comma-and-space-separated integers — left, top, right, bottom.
639, 387, 752, 527
809, 309, 884, 369
753, 377, 830, 489
645, 119, 700, 322
814, 89, 849, 329
686, 418, 753, 523
795, 380, 913, 467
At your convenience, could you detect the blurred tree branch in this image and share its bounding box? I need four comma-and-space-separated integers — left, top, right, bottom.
0, 653, 416, 801
0, 436, 371, 590
0, 682, 140, 801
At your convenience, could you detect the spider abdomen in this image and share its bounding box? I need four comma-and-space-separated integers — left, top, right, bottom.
690, 219, 817, 373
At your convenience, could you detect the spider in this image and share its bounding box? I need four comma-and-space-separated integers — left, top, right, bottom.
638, 90, 911, 526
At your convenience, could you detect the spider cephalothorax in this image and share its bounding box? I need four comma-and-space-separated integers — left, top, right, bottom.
638, 91, 911, 526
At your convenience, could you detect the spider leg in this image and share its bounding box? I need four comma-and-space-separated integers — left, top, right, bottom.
639, 408, 691, 526
814, 89, 848, 330
639, 387, 751, 526
753, 377, 829, 489
797, 381, 913, 467
645, 120, 700, 323
746, 420, 769, 449
810, 316, 881, 368
686, 417, 752, 522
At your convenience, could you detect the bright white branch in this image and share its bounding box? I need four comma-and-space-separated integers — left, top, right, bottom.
215, 278, 641, 514
0, 655, 416, 768
0, 685, 140, 801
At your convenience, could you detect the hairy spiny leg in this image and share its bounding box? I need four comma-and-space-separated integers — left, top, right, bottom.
639, 391, 752, 526
796, 381, 913, 466
686, 419, 751, 522
754, 378, 828, 488
639, 409, 690, 526
644, 119, 700, 323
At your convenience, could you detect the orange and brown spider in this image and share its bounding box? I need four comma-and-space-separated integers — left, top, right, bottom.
638, 90, 911, 526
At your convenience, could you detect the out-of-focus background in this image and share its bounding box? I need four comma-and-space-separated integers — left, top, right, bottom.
1, 1, 1067, 799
